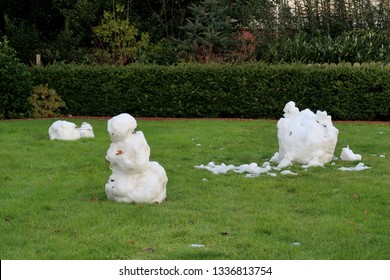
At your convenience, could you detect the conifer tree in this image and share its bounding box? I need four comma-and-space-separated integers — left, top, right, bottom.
179, 0, 235, 62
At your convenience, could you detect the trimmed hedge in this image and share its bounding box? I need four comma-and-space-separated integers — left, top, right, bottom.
29, 63, 390, 120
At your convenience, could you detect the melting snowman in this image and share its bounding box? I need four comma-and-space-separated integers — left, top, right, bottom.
48, 120, 95, 140
270, 101, 339, 169
105, 113, 167, 203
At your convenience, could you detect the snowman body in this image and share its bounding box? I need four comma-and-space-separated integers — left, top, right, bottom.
105, 114, 167, 203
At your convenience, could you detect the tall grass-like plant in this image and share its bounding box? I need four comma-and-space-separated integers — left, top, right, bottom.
271, 29, 389, 63
252, 0, 390, 63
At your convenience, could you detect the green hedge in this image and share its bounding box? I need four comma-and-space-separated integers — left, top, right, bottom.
29, 63, 390, 120
0, 39, 33, 119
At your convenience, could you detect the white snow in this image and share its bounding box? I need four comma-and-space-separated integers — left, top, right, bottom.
270, 101, 339, 168
340, 146, 361, 161
48, 120, 95, 140
281, 170, 298, 175
234, 162, 272, 175
78, 122, 95, 138
48, 120, 80, 140
189, 244, 205, 248
338, 163, 371, 171
194, 101, 376, 177
105, 113, 167, 203
195, 162, 236, 174
195, 161, 272, 176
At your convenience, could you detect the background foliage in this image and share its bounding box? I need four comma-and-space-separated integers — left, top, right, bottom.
1, 0, 389, 64
29, 84, 66, 118
29, 63, 390, 120
1, 1, 389, 120
93, 4, 151, 65
0, 38, 32, 118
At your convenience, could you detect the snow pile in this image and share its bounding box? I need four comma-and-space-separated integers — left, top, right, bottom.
195, 161, 302, 177
195, 101, 375, 176
195, 162, 272, 176
338, 163, 371, 171
270, 101, 339, 168
48, 120, 95, 140
78, 122, 95, 138
340, 146, 361, 161
280, 170, 298, 176
105, 113, 167, 203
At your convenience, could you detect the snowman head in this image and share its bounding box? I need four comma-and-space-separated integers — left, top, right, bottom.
107, 113, 137, 142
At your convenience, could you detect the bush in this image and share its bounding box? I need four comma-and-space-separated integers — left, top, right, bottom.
29, 63, 390, 120
0, 38, 33, 119
29, 84, 66, 118
93, 5, 151, 65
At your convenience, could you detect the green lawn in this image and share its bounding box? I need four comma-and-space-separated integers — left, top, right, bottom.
0, 118, 389, 260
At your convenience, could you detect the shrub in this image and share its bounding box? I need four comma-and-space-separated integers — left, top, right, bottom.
93, 4, 151, 65
147, 39, 181, 65
0, 38, 33, 119
29, 63, 390, 121
29, 84, 66, 118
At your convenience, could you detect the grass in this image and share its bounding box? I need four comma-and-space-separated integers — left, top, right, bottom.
0, 118, 389, 260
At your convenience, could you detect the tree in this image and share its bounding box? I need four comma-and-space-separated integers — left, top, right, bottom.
127, 0, 201, 41
93, 4, 151, 65
179, 0, 235, 62
0, 0, 64, 63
